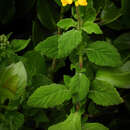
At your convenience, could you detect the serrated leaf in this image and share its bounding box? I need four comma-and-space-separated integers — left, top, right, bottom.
82, 22, 102, 34
69, 73, 90, 101
96, 61, 130, 88
57, 18, 77, 30
48, 112, 81, 130
83, 123, 109, 130
35, 35, 59, 58
0, 62, 27, 103
11, 39, 31, 52
58, 30, 82, 57
27, 84, 72, 108
88, 80, 123, 106
86, 41, 122, 67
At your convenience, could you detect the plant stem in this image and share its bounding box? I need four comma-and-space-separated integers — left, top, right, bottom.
76, 6, 81, 30
79, 54, 83, 69
51, 58, 56, 71
76, 6, 83, 70
75, 6, 83, 111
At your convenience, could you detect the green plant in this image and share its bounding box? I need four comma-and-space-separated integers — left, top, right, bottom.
0, 0, 130, 130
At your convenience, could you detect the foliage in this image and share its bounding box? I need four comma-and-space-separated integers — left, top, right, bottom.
0, 0, 130, 130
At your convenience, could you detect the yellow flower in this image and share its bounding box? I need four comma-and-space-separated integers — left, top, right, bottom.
61, 0, 73, 6
67, 0, 73, 4
61, 0, 87, 6
61, 0, 68, 6
75, 0, 88, 6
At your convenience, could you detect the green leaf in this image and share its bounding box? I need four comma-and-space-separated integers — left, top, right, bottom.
35, 35, 59, 59
83, 123, 109, 130
114, 32, 130, 50
69, 73, 90, 101
64, 75, 71, 88
57, 18, 77, 30
3, 112, 24, 130
48, 112, 81, 130
101, 0, 122, 24
86, 41, 122, 67
11, 39, 31, 52
27, 84, 72, 108
0, 62, 27, 103
84, 8, 96, 22
58, 30, 82, 57
96, 61, 130, 88
82, 22, 102, 34
23, 51, 47, 83
88, 80, 123, 106
32, 74, 52, 89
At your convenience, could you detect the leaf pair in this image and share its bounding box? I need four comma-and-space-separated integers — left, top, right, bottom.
35, 29, 82, 58
27, 73, 90, 108
35, 35, 122, 67
57, 18, 102, 34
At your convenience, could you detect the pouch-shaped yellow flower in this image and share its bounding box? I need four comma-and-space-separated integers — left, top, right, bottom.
61, 0, 73, 6
75, 0, 88, 6
61, 0, 87, 6
61, 0, 68, 6
66, 0, 73, 4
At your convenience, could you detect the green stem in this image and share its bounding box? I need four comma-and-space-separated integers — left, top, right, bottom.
79, 54, 83, 69
75, 6, 84, 111
76, 6, 83, 70
51, 58, 56, 71
76, 6, 81, 30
